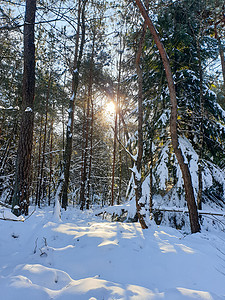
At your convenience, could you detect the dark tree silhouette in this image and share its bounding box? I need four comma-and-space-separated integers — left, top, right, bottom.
12, 0, 37, 216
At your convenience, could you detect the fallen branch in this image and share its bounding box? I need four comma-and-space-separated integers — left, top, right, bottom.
96, 206, 225, 220
156, 207, 225, 217
0, 216, 25, 222
0, 201, 11, 208
25, 207, 36, 220
110, 125, 137, 162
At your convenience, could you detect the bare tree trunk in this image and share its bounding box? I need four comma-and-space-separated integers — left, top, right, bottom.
135, 22, 148, 229
0, 121, 17, 172
62, 0, 87, 209
38, 74, 51, 206
30, 136, 35, 203
117, 77, 122, 205
149, 140, 153, 215
80, 97, 89, 210
80, 102, 86, 204
134, 0, 200, 233
87, 100, 94, 209
215, 23, 225, 92
196, 38, 204, 211
12, 0, 36, 216
111, 47, 123, 206
111, 109, 118, 206
62, 72, 67, 154
119, 111, 133, 167
117, 128, 122, 205
80, 32, 95, 210
48, 114, 53, 206
35, 116, 43, 207
62, 105, 65, 153
214, 13, 225, 89
219, 39, 225, 88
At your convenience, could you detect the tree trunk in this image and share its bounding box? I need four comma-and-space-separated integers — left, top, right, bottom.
219, 40, 225, 89
149, 140, 153, 215
117, 79, 122, 205
0, 121, 17, 172
62, 0, 87, 209
48, 114, 53, 206
38, 74, 51, 206
111, 108, 118, 206
134, 0, 200, 233
80, 32, 95, 210
135, 23, 148, 229
111, 46, 123, 206
87, 100, 94, 209
117, 131, 122, 205
62, 105, 65, 154
80, 94, 90, 210
196, 37, 204, 210
216, 33, 225, 93
79, 101, 86, 204
62, 71, 67, 154
119, 111, 133, 167
12, 0, 36, 216
35, 116, 43, 207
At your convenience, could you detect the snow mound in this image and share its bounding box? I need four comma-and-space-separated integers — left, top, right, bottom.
0, 207, 224, 299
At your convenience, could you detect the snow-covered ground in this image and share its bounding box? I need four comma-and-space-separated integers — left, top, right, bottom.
0, 206, 225, 299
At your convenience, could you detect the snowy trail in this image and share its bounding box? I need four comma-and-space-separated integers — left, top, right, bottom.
0, 206, 225, 299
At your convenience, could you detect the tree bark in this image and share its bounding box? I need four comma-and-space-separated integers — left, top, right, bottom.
80, 33, 95, 210
0, 121, 17, 172
117, 86, 122, 205
214, 20, 225, 88
117, 127, 122, 205
62, 0, 87, 209
48, 114, 54, 206
38, 74, 51, 206
216, 35, 225, 93
134, 0, 200, 233
196, 37, 204, 211
12, 0, 36, 216
111, 46, 123, 206
79, 100, 86, 204
86, 100, 94, 209
149, 140, 153, 215
219, 40, 225, 89
135, 22, 148, 229
111, 107, 118, 206
35, 116, 43, 207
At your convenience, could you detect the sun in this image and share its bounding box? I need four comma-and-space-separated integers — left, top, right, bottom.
105, 101, 116, 114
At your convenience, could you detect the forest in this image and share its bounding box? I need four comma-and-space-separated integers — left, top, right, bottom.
1, 0, 225, 299
1, 0, 225, 231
